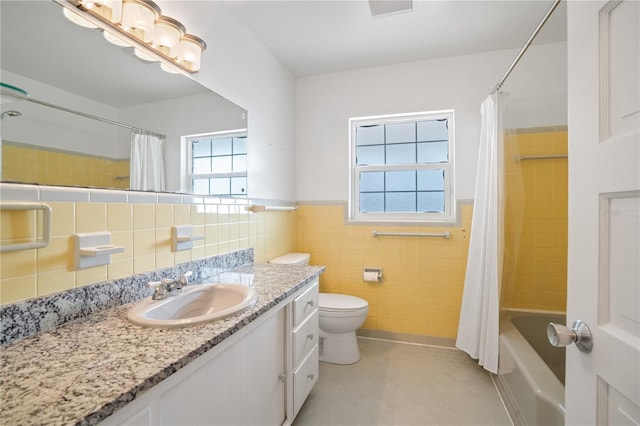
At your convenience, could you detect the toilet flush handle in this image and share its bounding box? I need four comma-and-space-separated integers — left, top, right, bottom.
306, 300, 314, 307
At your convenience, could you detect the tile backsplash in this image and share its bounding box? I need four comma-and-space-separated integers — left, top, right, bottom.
0, 249, 253, 345
0, 183, 297, 305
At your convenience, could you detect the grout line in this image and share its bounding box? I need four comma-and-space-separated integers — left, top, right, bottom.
357, 335, 461, 351
490, 373, 516, 426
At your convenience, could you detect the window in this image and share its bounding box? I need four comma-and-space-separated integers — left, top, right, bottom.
349, 110, 455, 222
188, 131, 247, 196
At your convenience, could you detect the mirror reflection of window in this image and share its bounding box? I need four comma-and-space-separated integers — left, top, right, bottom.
188, 131, 247, 197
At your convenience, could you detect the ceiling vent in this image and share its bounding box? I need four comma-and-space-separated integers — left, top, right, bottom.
368, 0, 413, 17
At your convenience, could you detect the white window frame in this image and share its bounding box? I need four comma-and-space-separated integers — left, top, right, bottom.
349, 110, 455, 223
185, 129, 248, 196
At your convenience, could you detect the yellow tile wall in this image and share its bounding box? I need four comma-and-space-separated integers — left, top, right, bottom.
0, 201, 296, 305
296, 204, 472, 339
2, 143, 129, 189
502, 129, 568, 312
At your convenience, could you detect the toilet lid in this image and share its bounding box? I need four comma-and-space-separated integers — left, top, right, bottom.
319, 293, 368, 311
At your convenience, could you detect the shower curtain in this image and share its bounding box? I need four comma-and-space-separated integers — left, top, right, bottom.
456, 93, 503, 374
130, 130, 166, 191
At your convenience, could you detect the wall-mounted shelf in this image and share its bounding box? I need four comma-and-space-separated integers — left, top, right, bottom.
172, 225, 204, 252
74, 232, 124, 269
0, 202, 52, 253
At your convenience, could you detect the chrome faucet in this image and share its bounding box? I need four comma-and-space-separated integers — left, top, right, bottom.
148, 271, 193, 300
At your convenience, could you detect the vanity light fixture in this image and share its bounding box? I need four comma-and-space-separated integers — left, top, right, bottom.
60, 0, 206, 74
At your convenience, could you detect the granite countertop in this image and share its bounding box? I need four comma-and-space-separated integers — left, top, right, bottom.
0, 263, 324, 426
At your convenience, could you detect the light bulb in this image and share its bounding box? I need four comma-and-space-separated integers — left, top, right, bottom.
63, 8, 98, 29
121, 0, 160, 43
178, 34, 206, 72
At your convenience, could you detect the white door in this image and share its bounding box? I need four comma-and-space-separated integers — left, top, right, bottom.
566, 0, 640, 424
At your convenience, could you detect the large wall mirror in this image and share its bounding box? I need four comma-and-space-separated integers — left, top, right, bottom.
0, 0, 247, 194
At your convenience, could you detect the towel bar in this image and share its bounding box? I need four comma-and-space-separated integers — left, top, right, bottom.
372, 230, 451, 239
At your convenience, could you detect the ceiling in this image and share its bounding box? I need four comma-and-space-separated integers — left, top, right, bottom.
224, 0, 567, 77
0, 1, 567, 107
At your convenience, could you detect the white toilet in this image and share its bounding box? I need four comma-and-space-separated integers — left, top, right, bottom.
269, 253, 369, 365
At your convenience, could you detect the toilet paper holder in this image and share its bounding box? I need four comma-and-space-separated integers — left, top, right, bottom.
363, 267, 383, 282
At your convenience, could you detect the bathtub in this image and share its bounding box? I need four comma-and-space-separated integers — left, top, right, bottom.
496, 311, 566, 426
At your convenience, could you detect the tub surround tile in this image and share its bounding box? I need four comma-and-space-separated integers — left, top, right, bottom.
0, 260, 324, 426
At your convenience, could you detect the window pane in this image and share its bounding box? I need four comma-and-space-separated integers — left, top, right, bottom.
418, 141, 448, 163
360, 192, 384, 212
386, 170, 416, 191
386, 192, 416, 212
386, 143, 416, 165
356, 125, 384, 146
192, 179, 209, 195
193, 157, 211, 174
418, 192, 445, 213
356, 145, 384, 165
417, 119, 448, 142
233, 154, 247, 172
233, 137, 247, 154
231, 177, 247, 196
212, 156, 233, 173
212, 138, 232, 156
386, 122, 415, 144
192, 140, 211, 157
210, 178, 230, 195
360, 171, 384, 192
417, 169, 445, 191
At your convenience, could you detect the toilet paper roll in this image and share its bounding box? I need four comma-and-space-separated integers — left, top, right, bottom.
363, 271, 380, 282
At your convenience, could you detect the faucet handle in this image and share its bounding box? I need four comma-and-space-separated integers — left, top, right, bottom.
147, 280, 168, 298
147, 281, 163, 289
180, 271, 193, 286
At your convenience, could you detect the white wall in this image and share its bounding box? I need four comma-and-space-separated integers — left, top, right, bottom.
295, 41, 567, 202
158, 1, 297, 201
1, 70, 125, 159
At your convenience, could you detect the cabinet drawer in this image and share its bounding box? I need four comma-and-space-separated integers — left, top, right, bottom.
293, 344, 319, 416
293, 309, 319, 366
293, 280, 319, 327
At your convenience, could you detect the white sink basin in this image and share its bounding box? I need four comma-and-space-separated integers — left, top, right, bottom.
128, 283, 258, 328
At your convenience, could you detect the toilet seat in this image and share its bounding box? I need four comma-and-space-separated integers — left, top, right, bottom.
319, 293, 368, 310
319, 293, 368, 314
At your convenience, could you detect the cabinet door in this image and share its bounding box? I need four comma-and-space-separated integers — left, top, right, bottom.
157, 310, 286, 425
242, 309, 286, 425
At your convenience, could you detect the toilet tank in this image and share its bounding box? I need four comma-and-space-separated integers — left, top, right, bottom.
269, 253, 310, 266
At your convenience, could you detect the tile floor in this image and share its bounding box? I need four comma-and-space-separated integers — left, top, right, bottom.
294, 338, 512, 426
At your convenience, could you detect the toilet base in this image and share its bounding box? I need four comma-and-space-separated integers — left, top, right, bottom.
319, 330, 361, 364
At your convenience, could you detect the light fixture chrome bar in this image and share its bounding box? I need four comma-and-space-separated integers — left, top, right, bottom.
516, 154, 568, 161
372, 230, 451, 239
57, 0, 205, 74
25, 97, 165, 139
492, 0, 562, 94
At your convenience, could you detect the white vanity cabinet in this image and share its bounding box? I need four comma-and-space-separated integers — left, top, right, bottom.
290, 281, 319, 418
101, 278, 319, 426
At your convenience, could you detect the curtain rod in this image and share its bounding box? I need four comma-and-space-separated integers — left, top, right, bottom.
25, 97, 166, 139
492, 0, 562, 94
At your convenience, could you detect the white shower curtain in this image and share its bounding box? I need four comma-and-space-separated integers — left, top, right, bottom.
130, 130, 166, 192
456, 93, 503, 374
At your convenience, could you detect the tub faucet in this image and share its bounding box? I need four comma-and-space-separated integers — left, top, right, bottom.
148, 271, 193, 300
